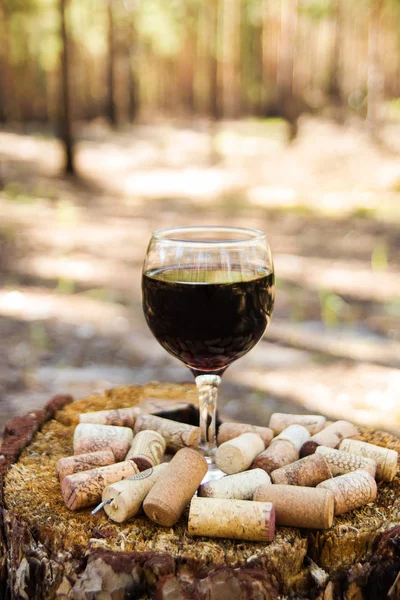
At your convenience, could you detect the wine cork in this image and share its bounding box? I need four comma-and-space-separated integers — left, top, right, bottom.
339, 439, 398, 482
217, 423, 273, 447
61, 460, 138, 511
79, 407, 142, 428
126, 430, 166, 471
56, 449, 115, 481
316, 446, 377, 478
198, 468, 271, 500
271, 453, 332, 487
272, 424, 311, 452
143, 448, 207, 526
251, 440, 299, 474
317, 469, 377, 515
74, 423, 133, 462
215, 433, 265, 475
102, 463, 169, 522
188, 497, 275, 542
134, 414, 199, 452
254, 484, 334, 529
269, 413, 326, 435
300, 421, 358, 457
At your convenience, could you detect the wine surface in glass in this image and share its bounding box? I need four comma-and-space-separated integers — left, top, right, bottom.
142, 266, 275, 374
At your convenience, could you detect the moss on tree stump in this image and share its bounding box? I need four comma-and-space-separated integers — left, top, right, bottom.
1, 383, 400, 599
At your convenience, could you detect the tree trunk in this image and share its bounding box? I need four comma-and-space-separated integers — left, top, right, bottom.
208, 0, 220, 121
221, 0, 241, 118
106, 0, 117, 127
262, 0, 279, 116
367, 0, 384, 142
207, 0, 221, 163
277, 0, 299, 140
1, 383, 400, 599
250, 1, 265, 116
127, 21, 138, 123
0, 0, 10, 123
60, 0, 75, 175
328, 0, 344, 122
180, 39, 196, 115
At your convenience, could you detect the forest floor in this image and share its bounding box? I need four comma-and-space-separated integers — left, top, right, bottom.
0, 115, 399, 435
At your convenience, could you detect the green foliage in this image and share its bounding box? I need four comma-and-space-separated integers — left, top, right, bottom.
4, 182, 37, 204
0, 224, 17, 244
56, 199, 80, 223
8, 0, 60, 69
136, 0, 186, 57
386, 98, 400, 121
5, 0, 37, 14
68, 0, 107, 54
350, 206, 377, 219
319, 290, 348, 326
4, 181, 58, 204
386, 299, 400, 317
371, 243, 388, 272
55, 278, 75, 294
81, 287, 123, 303
218, 190, 249, 216
2, 0, 400, 124
299, 0, 332, 20
38, 24, 62, 71
246, 117, 289, 139
29, 321, 51, 351
244, 0, 264, 27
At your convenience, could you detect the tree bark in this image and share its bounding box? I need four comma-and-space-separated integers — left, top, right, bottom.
221, 0, 241, 118
207, 0, 221, 163
127, 21, 138, 123
277, 0, 299, 140
106, 0, 117, 127
328, 0, 344, 123
367, 0, 384, 142
59, 0, 75, 175
261, 0, 280, 117
0, 0, 10, 123
208, 0, 221, 121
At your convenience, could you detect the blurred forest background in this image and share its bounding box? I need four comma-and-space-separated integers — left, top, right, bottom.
0, 0, 399, 434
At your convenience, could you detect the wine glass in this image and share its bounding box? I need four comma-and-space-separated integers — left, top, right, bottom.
142, 226, 275, 478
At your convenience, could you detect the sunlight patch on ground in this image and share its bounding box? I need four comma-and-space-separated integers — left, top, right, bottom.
247, 187, 400, 220
1, 119, 399, 433
14, 256, 144, 294
229, 362, 400, 433
248, 186, 299, 208
123, 167, 245, 200
2, 119, 400, 221
274, 254, 400, 302
0, 288, 133, 334
10, 251, 400, 306
22, 220, 151, 260
267, 319, 400, 368
0, 132, 62, 171
217, 130, 284, 157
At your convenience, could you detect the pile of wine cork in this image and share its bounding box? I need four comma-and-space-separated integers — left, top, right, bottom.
56, 405, 398, 544
57, 407, 201, 515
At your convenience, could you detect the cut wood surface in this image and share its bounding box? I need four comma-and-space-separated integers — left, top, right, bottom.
1, 383, 400, 599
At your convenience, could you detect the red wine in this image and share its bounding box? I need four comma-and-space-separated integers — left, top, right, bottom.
142, 266, 275, 374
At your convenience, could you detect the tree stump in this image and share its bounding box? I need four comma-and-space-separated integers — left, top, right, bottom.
1, 383, 400, 600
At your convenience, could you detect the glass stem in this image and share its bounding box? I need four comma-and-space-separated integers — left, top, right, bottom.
195, 374, 221, 461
